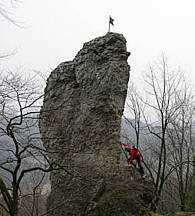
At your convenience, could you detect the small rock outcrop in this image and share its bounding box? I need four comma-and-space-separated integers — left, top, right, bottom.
39, 32, 152, 215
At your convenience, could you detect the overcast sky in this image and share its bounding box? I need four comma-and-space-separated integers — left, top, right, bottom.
1, 0, 195, 87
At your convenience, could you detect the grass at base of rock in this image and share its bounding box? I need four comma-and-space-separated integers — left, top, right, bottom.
175, 212, 195, 216
146, 212, 162, 216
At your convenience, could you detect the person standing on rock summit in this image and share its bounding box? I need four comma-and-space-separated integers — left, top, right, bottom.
121, 143, 146, 179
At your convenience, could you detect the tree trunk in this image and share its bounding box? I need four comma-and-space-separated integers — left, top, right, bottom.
192, 148, 195, 211
12, 198, 18, 216
151, 192, 160, 212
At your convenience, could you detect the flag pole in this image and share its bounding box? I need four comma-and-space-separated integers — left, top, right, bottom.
108, 16, 110, 32
108, 15, 114, 33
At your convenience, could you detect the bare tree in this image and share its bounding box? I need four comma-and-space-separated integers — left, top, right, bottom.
140, 55, 191, 211
0, 0, 22, 26
19, 172, 49, 216
0, 71, 70, 216
121, 82, 156, 180
190, 131, 195, 210
166, 89, 194, 211
123, 82, 145, 148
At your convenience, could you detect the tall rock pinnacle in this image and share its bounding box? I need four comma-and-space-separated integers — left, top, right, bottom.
39, 32, 134, 215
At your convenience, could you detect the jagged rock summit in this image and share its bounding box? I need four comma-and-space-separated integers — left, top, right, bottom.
39, 32, 153, 215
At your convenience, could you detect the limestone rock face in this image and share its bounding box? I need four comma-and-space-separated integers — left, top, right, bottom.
39, 33, 150, 215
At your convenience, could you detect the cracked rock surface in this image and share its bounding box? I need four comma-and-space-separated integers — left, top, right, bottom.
39, 33, 153, 216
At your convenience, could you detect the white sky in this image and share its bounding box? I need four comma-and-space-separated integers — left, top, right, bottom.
1, 0, 195, 87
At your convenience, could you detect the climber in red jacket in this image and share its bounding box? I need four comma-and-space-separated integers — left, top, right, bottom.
121, 142, 146, 178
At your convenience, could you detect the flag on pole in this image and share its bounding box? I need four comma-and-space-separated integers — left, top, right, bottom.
109, 16, 114, 26
108, 16, 114, 32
